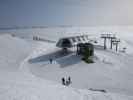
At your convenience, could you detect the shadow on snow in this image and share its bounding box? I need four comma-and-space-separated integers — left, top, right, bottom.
56, 54, 81, 68
28, 50, 81, 68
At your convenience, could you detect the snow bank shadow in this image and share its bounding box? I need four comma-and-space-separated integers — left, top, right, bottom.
28, 50, 73, 64
56, 54, 82, 68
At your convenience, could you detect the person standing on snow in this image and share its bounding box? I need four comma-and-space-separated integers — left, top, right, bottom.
62, 77, 65, 85
49, 58, 53, 64
68, 76, 72, 84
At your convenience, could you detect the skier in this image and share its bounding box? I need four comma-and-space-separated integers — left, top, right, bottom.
62, 77, 65, 85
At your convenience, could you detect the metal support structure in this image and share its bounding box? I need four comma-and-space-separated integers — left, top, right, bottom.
112, 38, 120, 52
110, 38, 113, 49
116, 43, 118, 51
104, 38, 107, 50
110, 36, 116, 49
101, 33, 116, 50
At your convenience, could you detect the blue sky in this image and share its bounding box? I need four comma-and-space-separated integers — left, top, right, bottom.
0, 0, 133, 26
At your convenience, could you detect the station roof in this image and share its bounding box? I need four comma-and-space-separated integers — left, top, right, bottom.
56, 35, 92, 48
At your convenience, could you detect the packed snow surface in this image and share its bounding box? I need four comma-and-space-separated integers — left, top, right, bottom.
0, 27, 133, 100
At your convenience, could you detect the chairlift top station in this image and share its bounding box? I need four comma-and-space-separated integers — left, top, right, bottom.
56, 35, 94, 56
56, 35, 91, 48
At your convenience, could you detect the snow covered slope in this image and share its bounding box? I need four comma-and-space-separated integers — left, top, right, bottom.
1, 70, 133, 100
0, 29, 133, 100
0, 34, 33, 71
23, 29, 133, 96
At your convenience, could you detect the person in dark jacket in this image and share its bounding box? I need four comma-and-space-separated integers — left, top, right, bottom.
49, 58, 53, 64
68, 76, 72, 84
65, 76, 72, 86
62, 77, 65, 85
